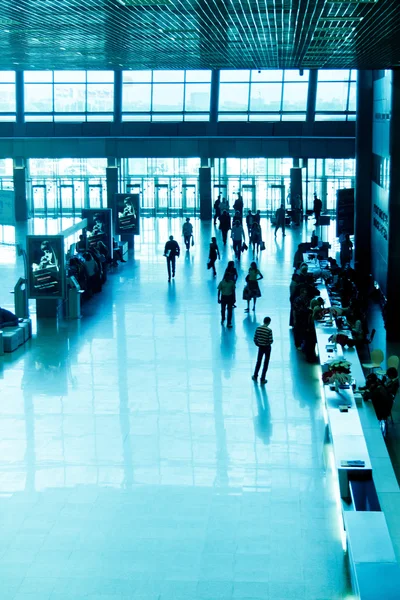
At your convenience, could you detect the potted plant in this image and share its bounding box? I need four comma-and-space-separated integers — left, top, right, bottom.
322, 358, 352, 390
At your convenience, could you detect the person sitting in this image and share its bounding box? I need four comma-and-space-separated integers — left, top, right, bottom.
0, 307, 18, 328
76, 234, 86, 253
112, 239, 127, 265
383, 367, 399, 399
363, 375, 394, 433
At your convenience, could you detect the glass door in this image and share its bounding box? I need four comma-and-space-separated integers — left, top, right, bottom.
155, 179, 169, 215
32, 184, 46, 215
182, 181, 197, 215
241, 182, 256, 212
74, 180, 85, 213
88, 183, 103, 208
60, 184, 74, 215
170, 178, 182, 216
267, 184, 285, 215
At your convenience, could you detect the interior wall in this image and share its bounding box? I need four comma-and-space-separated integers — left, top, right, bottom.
371, 71, 391, 296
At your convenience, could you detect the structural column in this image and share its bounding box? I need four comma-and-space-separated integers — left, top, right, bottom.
210, 70, 220, 124
106, 158, 119, 210
306, 70, 317, 123
354, 70, 373, 271
386, 70, 400, 338
15, 71, 24, 125
199, 158, 212, 220
13, 159, 28, 221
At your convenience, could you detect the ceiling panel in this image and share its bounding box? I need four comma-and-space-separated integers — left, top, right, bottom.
0, 0, 398, 70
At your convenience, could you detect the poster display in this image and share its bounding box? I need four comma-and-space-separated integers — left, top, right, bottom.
115, 194, 140, 235
81, 208, 113, 256
0, 191, 15, 225
336, 188, 355, 236
27, 235, 65, 299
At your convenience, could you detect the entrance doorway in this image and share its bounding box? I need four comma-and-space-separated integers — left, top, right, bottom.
267, 184, 285, 215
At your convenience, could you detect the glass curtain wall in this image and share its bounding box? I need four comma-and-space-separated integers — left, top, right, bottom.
315, 70, 357, 121
218, 70, 309, 122
0, 159, 14, 190
120, 158, 201, 216
24, 71, 114, 122
0, 72, 16, 122
213, 158, 356, 215
306, 159, 356, 212
122, 70, 211, 122
213, 158, 293, 214
27, 159, 107, 217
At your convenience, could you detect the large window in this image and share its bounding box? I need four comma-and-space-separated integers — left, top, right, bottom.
122, 70, 211, 122
24, 71, 114, 122
315, 70, 357, 121
0, 72, 16, 121
218, 70, 309, 121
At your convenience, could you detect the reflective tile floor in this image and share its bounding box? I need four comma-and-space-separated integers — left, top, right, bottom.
0, 218, 354, 599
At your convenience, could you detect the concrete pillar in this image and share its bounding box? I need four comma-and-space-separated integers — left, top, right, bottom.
210, 70, 220, 124
13, 159, 28, 221
354, 70, 373, 271
114, 70, 122, 124
15, 71, 24, 125
306, 70, 317, 123
199, 162, 212, 220
106, 159, 119, 211
386, 70, 400, 339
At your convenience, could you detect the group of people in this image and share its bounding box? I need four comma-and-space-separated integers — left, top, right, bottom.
289, 243, 372, 362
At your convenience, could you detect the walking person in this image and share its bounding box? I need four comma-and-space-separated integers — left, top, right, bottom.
250, 221, 262, 254
339, 233, 353, 267
224, 260, 238, 307
182, 217, 193, 250
231, 220, 246, 260
208, 237, 220, 277
218, 273, 235, 328
219, 210, 231, 245
245, 209, 254, 236
274, 204, 286, 237
164, 235, 180, 282
244, 261, 263, 312
254, 210, 261, 225
252, 317, 273, 384
233, 192, 244, 217
213, 195, 221, 226
313, 193, 322, 225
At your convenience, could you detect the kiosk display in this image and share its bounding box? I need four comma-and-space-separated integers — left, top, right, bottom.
82, 208, 113, 256
27, 235, 65, 299
115, 194, 140, 235
336, 188, 354, 236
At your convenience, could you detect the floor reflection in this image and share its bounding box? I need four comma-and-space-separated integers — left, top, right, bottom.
0, 217, 353, 599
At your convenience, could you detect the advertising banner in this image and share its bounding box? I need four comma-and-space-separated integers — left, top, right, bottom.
336, 188, 354, 236
81, 208, 113, 256
0, 191, 15, 225
115, 194, 140, 235
27, 235, 65, 299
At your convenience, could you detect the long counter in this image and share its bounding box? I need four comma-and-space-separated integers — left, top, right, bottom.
311, 272, 400, 597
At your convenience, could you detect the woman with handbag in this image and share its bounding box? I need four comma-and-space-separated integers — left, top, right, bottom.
244, 261, 263, 312
250, 222, 262, 255
207, 237, 220, 276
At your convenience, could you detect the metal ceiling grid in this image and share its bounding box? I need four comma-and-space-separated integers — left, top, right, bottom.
0, 0, 398, 70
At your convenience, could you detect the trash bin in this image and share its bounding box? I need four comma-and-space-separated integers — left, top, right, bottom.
66, 276, 83, 320
13, 277, 29, 319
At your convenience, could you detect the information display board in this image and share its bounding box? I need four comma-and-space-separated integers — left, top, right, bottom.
336, 188, 354, 236
81, 208, 113, 256
115, 194, 140, 235
27, 235, 65, 299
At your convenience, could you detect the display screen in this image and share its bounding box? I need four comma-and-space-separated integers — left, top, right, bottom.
115, 194, 140, 235
27, 235, 65, 299
82, 208, 113, 257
